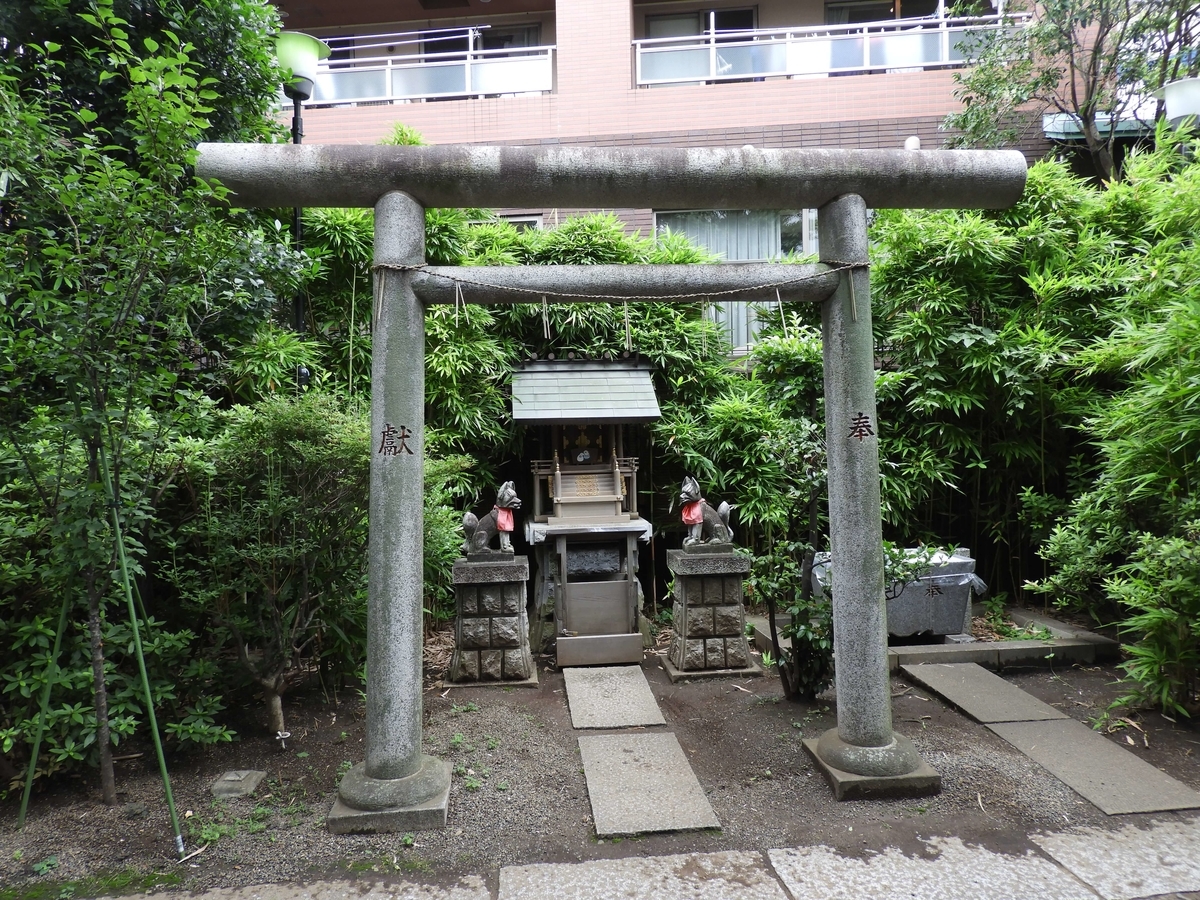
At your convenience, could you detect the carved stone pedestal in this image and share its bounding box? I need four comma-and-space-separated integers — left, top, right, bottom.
448, 553, 536, 683
664, 546, 760, 681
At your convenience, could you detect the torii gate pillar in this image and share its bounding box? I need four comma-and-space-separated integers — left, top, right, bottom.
810, 194, 938, 796
328, 191, 453, 833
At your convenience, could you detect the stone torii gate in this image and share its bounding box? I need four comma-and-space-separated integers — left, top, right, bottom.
197, 143, 1026, 832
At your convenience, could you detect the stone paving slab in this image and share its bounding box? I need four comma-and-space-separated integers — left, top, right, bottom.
769, 837, 1099, 900
578, 732, 719, 836
1008, 610, 1120, 659
141, 878, 490, 900
902, 662, 1067, 723
889, 643, 1001, 669
1032, 817, 1200, 900
989, 719, 1200, 815
563, 665, 665, 729
210, 769, 267, 798
498, 850, 787, 900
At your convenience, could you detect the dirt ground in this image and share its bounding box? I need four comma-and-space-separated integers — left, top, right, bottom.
2, 637, 1199, 898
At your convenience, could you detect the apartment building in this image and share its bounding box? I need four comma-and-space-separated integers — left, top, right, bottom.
274, 0, 1049, 345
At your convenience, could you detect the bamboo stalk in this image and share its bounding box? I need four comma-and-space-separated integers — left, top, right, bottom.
17, 590, 70, 829
96, 441, 185, 859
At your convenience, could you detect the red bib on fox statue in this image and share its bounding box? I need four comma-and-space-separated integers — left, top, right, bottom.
681, 500, 704, 526
495, 506, 514, 533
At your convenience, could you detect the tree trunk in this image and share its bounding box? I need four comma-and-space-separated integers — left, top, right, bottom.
229, 626, 291, 743
262, 681, 287, 740
1080, 116, 1115, 182
86, 564, 117, 806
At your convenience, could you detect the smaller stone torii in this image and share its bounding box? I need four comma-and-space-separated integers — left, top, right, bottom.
197, 143, 1027, 832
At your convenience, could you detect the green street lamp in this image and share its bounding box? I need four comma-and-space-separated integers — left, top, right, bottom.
276, 31, 330, 106
274, 31, 330, 374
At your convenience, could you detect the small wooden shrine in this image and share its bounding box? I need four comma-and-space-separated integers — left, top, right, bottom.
512, 358, 658, 666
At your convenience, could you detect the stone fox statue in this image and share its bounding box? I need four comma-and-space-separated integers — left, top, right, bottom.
679, 476, 733, 545
462, 481, 522, 553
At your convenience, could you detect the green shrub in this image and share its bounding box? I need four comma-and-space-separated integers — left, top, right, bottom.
423, 455, 476, 629
227, 323, 325, 401
750, 541, 833, 701
1106, 533, 1200, 717
169, 392, 373, 737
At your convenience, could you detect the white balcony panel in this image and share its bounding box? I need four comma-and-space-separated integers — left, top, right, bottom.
828, 34, 867, 71
312, 67, 387, 103
634, 14, 1031, 86
472, 55, 553, 94
715, 42, 788, 78
392, 61, 466, 98
948, 28, 977, 62
639, 47, 710, 82
786, 38, 832, 76
871, 31, 938, 68
306, 30, 555, 106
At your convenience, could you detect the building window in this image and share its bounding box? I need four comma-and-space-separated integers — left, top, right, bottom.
825, 0, 896, 24
646, 8, 756, 39
423, 24, 541, 59
502, 215, 543, 232
824, 0, 949, 24
480, 25, 541, 52
654, 209, 817, 350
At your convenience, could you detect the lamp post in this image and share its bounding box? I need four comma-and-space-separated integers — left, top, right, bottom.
275, 32, 330, 352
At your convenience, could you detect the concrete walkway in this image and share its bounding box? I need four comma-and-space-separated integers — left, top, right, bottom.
563, 664, 719, 836
120, 660, 1200, 900
133, 814, 1200, 900
904, 663, 1200, 815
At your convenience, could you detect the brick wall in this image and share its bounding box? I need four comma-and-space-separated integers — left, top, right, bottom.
303, 67, 1007, 147
490, 114, 1050, 233
298, 0, 1050, 159
293, 0, 1052, 231
557, 0, 632, 100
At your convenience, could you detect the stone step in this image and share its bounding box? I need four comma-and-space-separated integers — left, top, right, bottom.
500, 850, 787, 900
904, 661, 1200, 816
562, 664, 665, 729
1007, 609, 1120, 656
901, 663, 1067, 723
746, 612, 1117, 673
1033, 816, 1200, 899
769, 838, 1099, 900
577, 732, 720, 837
989, 718, 1200, 816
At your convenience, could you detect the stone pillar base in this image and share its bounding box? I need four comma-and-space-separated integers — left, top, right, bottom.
448, 554, 535, 683
803, 733, 940, 800
815, 727, 923, 776
666, 547, 754, 673
327, 756, 451, 833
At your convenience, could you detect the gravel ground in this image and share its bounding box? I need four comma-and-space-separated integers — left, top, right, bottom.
2, 646, 1198, 897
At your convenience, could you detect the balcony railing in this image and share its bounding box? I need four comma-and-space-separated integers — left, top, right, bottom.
308, 27, 555, 107
633, 13, 1031, 86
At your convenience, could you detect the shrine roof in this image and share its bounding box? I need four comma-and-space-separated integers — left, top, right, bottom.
512, 360, 660, 425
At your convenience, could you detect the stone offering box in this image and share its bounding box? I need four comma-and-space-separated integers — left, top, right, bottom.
448, 554, 536, 683
664, 546, 760, 680
812, 547, 988, 638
